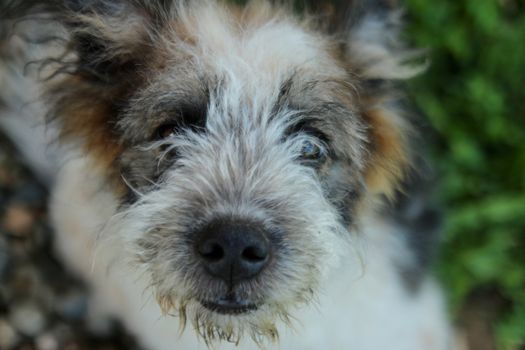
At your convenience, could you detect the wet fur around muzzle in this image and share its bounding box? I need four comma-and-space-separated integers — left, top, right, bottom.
0, 0, 443, 348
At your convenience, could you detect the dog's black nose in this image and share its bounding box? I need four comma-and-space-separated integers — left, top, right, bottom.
195, 219, 271, 283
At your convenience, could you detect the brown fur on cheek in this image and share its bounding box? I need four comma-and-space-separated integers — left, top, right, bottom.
47, 77, 126, 193
362, 104, 411, 198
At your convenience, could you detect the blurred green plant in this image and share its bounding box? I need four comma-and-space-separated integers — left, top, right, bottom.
405, 0, 525, 348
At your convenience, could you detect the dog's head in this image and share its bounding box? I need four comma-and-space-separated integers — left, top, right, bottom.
5, 0, 424, 344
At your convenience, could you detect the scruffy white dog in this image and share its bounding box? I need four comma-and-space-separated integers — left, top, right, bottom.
0, 0, 452, 349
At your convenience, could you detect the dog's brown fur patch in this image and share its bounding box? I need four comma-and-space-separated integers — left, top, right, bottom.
362, 104, 410, 198
47, 78, 127, 191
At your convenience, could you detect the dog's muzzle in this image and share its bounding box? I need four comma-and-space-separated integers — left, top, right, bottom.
194, 218, 272, 314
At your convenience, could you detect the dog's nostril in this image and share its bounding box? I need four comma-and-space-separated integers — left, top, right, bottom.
198, 241, 224, 261
194, 219, 272, 283
242, 246, 268, 262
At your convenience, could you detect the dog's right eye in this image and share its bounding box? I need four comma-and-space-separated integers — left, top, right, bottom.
300, 140, 323, 160
153, 105, 207, 141
155, 123, 178, 139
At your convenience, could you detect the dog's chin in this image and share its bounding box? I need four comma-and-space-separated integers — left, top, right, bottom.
154, 279, 316, 344
164, 297, 281, 345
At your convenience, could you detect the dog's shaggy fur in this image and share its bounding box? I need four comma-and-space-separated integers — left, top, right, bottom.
1, 1, 452, 349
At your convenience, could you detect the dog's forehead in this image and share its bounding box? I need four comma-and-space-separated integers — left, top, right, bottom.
122, 4, 359, 142
164, 3, 348, 96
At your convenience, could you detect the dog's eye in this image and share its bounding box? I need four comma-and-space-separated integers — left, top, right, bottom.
155, 123, 178, 139
153, 105, 207, 141
300, 140, 324, 160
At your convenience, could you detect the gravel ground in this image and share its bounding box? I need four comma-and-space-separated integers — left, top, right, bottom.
0, 133, 141, 350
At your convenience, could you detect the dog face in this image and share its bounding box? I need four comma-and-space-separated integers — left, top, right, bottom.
114, 5, 366, 341
115, 12, 367, 340
4, 0, 422, 344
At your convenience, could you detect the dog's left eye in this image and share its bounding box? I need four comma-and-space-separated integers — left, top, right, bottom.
155, 123, 178, 139
300, 140, 324, 160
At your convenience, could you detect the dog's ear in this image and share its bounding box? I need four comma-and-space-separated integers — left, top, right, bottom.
4, 0, 172, 84
66, 1, 175, 84
327, 0, 424, 198
1, 0, 173, 175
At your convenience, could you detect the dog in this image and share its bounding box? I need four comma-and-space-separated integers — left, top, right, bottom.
0, 0, 453, 349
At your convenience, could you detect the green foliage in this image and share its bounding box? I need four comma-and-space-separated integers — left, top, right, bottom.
405, 0, 525, 348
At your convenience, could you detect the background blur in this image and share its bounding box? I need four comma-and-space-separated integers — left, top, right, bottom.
405, 1, 525, 349
0, 0, 524, 349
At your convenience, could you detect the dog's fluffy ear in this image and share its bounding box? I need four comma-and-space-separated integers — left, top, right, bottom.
329, 0, 425, 198
62, 2, 158, 84
1, 0, 174, 176
3, 0, 172, 84
345, 0, 424, 80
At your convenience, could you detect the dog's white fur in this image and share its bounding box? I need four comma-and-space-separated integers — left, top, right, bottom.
50, 156, 451, 350
1, 1, 453, 349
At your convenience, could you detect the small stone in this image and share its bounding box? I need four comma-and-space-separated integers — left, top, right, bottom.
36, 332, 59, 350
0, 168, 13, 185
0, 188, 8, 210
18, 343, 37, 350
9, 301, 47, 337
45, 323, 74, 350
9, 265, 40, 300
54, 290, 88, 322
63, 340, 81, 350
0, 318, 19, 349
0, 237, 10, 278
3, 205, 36, 236
12, 182, 47, 207
96, 346, 118, 350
